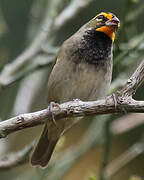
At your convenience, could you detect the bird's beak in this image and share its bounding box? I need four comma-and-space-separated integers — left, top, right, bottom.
105, 16, 120, 27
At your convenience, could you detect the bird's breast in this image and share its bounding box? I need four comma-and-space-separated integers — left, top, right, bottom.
47, 29, 113, 103
47, 58, 112, 103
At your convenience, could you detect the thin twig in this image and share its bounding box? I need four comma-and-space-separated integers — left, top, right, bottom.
0, 0, 56, 87
0, 55, 54, 90
0, 0, 93, 90
105, 142, 144, 179
118, 60, 144, 97
55, 0, 92, 29
0, 116, 104, 171
111, 113, 144, 135
0, 140, 35, 170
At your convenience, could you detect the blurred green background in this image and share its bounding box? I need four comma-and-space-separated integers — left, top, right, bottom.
0, 0, 144, 180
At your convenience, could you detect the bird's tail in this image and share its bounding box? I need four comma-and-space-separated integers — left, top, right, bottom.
31, 124, 59, 167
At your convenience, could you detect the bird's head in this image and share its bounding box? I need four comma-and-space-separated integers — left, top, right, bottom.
87, 12, 120, 42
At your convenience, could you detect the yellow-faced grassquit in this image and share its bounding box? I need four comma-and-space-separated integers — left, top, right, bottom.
31, 12, 120, 167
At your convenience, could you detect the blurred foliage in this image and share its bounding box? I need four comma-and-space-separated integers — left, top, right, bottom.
88, 175, 98, 180
0, 0, 144, 180
129, 175, 143, 180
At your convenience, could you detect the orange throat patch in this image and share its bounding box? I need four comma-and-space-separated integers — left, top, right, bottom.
96, 26, 115, 42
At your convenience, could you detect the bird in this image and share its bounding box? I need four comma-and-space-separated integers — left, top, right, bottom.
31, 12, 120, 167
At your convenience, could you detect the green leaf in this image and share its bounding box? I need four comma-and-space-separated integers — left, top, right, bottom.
88, 175, 98, 180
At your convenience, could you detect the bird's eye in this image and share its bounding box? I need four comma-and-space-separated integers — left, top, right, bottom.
97, 15, 104, 19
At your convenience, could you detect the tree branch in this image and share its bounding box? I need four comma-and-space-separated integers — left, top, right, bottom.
105, 142, 144, 179
0, 141, 35, 170
117, 59, 144, 97
0, 0, 93, 90
55, 0, 92, 29
0, 0, 54, 88
0, 60, 144, 139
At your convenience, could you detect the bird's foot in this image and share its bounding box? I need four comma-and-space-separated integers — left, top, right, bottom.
49, 102, 60, 125
111, 93, 117, 109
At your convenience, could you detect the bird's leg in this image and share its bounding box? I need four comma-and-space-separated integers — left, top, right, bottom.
49, 102, 60, 125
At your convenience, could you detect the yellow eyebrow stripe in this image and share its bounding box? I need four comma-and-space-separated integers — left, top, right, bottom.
96, 12, 113, 20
